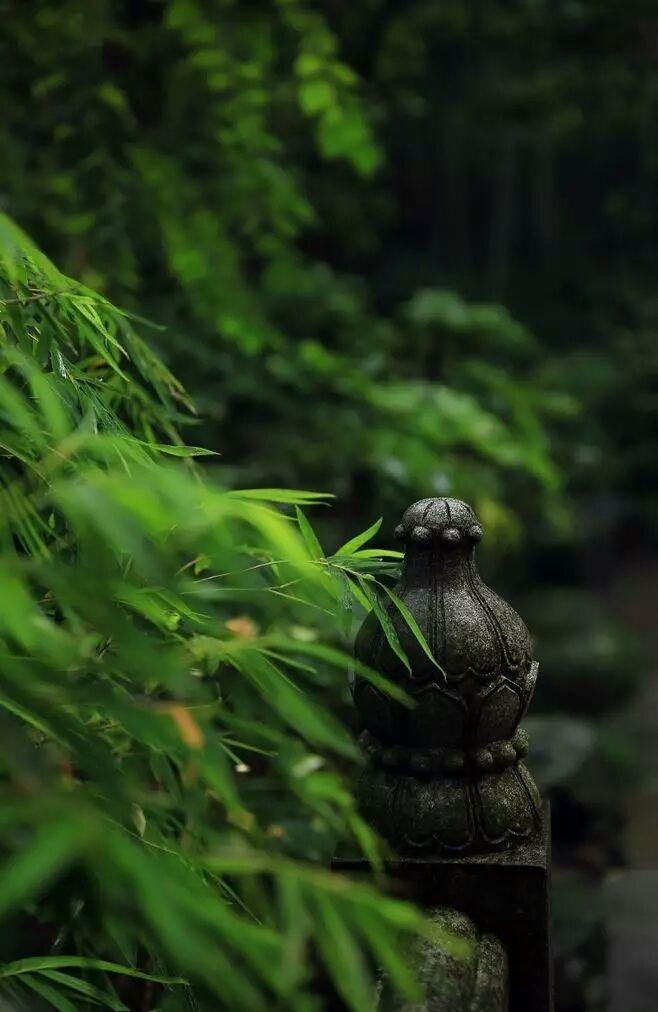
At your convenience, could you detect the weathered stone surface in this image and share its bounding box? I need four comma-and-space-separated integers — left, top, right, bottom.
353, 497, 542, 854
376, 907, 508, 1012
334, 808, 553, 1012
341, 500, 552, 1010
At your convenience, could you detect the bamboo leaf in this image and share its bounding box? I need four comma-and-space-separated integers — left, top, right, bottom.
0, 815, 89, 921
0, 957, 186, 985
40, 970, 130, 1011
336, 517, 382, 556
226, 489, 332, 504
381, 584, 447, 679
294, 506, 324, 560
19, 975, 77, 1012
356, 575, 411, 674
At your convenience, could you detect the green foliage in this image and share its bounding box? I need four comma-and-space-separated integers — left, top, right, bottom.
526, 589, 644, 715
0, 0, 570, 548
2, 4, 657, 1007
0, 219, 474, 1011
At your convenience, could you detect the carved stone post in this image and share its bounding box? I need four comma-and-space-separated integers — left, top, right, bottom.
335, 498, 552, 1012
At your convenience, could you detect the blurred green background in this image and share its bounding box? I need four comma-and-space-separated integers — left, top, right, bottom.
2, 1, 658, 1009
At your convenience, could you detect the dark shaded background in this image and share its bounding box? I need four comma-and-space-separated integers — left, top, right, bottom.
2, 2, 657, 1008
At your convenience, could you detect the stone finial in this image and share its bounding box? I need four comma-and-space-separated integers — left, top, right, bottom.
353, 497, 542, 853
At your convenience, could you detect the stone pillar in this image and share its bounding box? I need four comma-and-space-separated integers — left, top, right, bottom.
337, 497, 552, 1011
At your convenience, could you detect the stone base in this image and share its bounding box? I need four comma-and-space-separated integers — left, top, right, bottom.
333, 805, 552, 1012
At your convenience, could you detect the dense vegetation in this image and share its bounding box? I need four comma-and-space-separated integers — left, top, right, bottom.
3, 0, 657, 547
0, 218, 450, 1010
0, 0, 578, 543
1, 1, 657, 1010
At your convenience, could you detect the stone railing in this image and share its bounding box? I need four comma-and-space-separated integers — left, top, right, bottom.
334, 497, 552, 1012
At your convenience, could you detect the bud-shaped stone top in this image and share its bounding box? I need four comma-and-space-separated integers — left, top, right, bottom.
356, 497, 533, 688
393, 495, 484, 550
353, 498, 542, 853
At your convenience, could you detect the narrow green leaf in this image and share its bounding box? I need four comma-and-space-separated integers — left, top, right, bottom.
228, 649, 358, 757
226, 488, 332, 504
268, 638, 414, 706
346, 548, 403, 559
351, 909, 420, 1002
0, 956, 186, 984
381, 584, 447, 679
143, 442, 217, 457
336, 517, 382, 556
312, 894, 374, 1012
0, 815, 88, 921
356, 576, 410, 674
294, 506, 324, 560
20, 975, 77, 1012
41, 970, 130, 1010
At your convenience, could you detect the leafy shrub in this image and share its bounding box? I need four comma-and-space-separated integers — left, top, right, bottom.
0, 217, 458, 1011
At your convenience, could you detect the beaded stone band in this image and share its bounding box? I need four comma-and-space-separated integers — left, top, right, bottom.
360, 727, 530, 776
